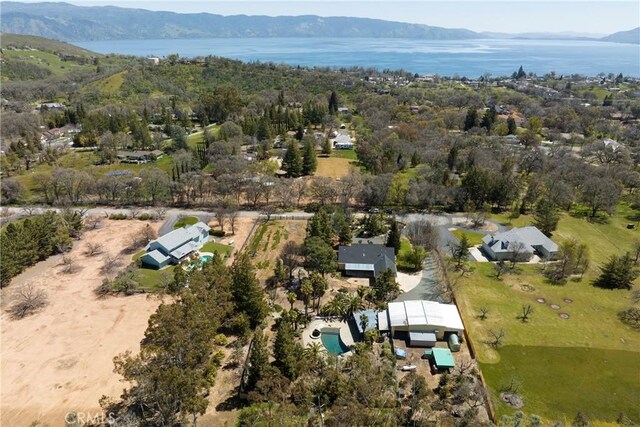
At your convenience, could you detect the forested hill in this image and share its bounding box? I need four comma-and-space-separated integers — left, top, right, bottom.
0, 1, 480, 41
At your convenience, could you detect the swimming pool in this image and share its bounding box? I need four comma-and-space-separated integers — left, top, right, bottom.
320, 329, 351, 355
184, 253, 214, 271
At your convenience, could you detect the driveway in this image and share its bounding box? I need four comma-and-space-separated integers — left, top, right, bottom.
395, 255, 447, 303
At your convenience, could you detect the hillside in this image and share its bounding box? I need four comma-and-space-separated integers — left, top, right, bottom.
1, 32, 99, 56
0, 1, 480, 41
601, 27, 640, 44
1, 33, 111, 81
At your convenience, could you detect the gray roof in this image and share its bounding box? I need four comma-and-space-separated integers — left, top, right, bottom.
482, 226, 558, 254
339, 244, 396, 276
170, 241, 200, 259
148, 221, 210, 253
142, 249, 170, 264
353, 309, 378, 334
334, 134, 352, 145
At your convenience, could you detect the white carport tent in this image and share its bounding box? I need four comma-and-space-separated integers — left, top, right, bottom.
383, 300, 464, 340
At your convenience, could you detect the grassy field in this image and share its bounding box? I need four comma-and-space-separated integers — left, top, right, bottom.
451, 228, 484, 246
456, 206, 640, 423
173, 215, 199, 229
331, 149, 358, 160
84, 71, 127, 94
316, 157, 355, 178
2, 49, 91, 76
397, 237, 419, 271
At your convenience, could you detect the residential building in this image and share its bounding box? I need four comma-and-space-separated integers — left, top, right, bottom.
482, 226, 558, 261
338, 244, 396, 278
141, 222, 210, 269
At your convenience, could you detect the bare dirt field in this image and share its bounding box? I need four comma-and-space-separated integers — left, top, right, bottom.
218, 216, 257, 264
316, 157, 355, 178
1, 219, 162, 426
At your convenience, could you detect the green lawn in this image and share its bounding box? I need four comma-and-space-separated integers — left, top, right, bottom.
173, 215, 199, 229
201, 241, 233, 257
451, 228, 484, 246
331, 149, 358, 160
134, 266, 174, 290
480, 346, 640, 422
396, 237, 418, 271
456, 206, 640, 423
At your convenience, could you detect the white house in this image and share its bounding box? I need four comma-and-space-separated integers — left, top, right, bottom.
141, 222, 210, 269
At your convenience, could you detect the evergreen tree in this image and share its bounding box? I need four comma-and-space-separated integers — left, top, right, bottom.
247, 329, 269, 390
447, 145, 458, 171
256, 116, 272, 141
302, 139, 317, 176
321, 138, 332, 156
372, 268, 400, 303
594, 253, 639, 290
308, 208, 333, 244
463, 108, 478, 131
386, 219, 401, 255
480, 106, 497, 133
231, 253, 269, 327
273, 320, 299, 379
516, 65, 527, 79
328, 91, 339, 115
507, 116, 517, 135
295, 126, 304, 141
451, 234, 470, 269
533, 198, 560, 236
282, 140, 303, 177
303, 236, 337, 276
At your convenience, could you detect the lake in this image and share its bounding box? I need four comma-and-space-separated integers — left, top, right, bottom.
76, 38, 640, 77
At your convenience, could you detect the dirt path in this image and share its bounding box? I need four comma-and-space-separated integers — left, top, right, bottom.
1, 219, 162, 426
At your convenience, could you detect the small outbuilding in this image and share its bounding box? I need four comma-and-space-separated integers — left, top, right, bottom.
432, 348, 455, 370
409, 331, 437, 347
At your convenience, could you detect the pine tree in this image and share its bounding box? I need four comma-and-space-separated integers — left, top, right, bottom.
533, 198, 560, 236
386, 219, 401, 255
302, 139, 317, 176
247, 329, 269, 390
328, 91, 339, 115
463, 108, 478, 131
516, 65, 526, 79
231, 253, 269, 327
282, 140, 303, 177
273, 320, 298, 379
594, 253, 639, 290
321, 138, 332, 156
308, 208, 333, 244
507, 116, 517, 135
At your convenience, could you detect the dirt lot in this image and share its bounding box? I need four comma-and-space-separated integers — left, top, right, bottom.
217, 216, 257, 264
0, 219, 162, 426
316, 157, 355, 178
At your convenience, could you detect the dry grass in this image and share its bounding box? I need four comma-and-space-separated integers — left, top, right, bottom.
315, 157, 356, 178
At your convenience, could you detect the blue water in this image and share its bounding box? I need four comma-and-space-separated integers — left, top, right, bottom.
321, 331, 350, 355
77, 37, 640, 77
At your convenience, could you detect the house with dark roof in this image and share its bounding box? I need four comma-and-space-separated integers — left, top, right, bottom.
482, 226, 558, 261
338, 244, 396, 278
141, 222, 211, 269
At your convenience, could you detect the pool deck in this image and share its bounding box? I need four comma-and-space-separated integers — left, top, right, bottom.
303, 318, 355, 351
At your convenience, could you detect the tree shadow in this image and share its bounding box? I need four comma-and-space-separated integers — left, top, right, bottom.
215, 392, 244, 412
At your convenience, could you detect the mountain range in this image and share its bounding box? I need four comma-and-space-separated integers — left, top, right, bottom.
1, 2, 638, 44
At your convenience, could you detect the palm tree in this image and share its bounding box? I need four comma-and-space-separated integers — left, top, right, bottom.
343, 295, 365, 321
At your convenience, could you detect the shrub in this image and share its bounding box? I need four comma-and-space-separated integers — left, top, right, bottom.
209, 229, 226, 237
6, 284, 48, 319
273, 304, 283, 313
94, 279, 113, 298
109, 213, 128, 220
137, 213, 154, 221
618, 307, 640, 329
213, 333, 228, 346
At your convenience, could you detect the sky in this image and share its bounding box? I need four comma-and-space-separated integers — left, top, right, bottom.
9, 1, 640, 34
